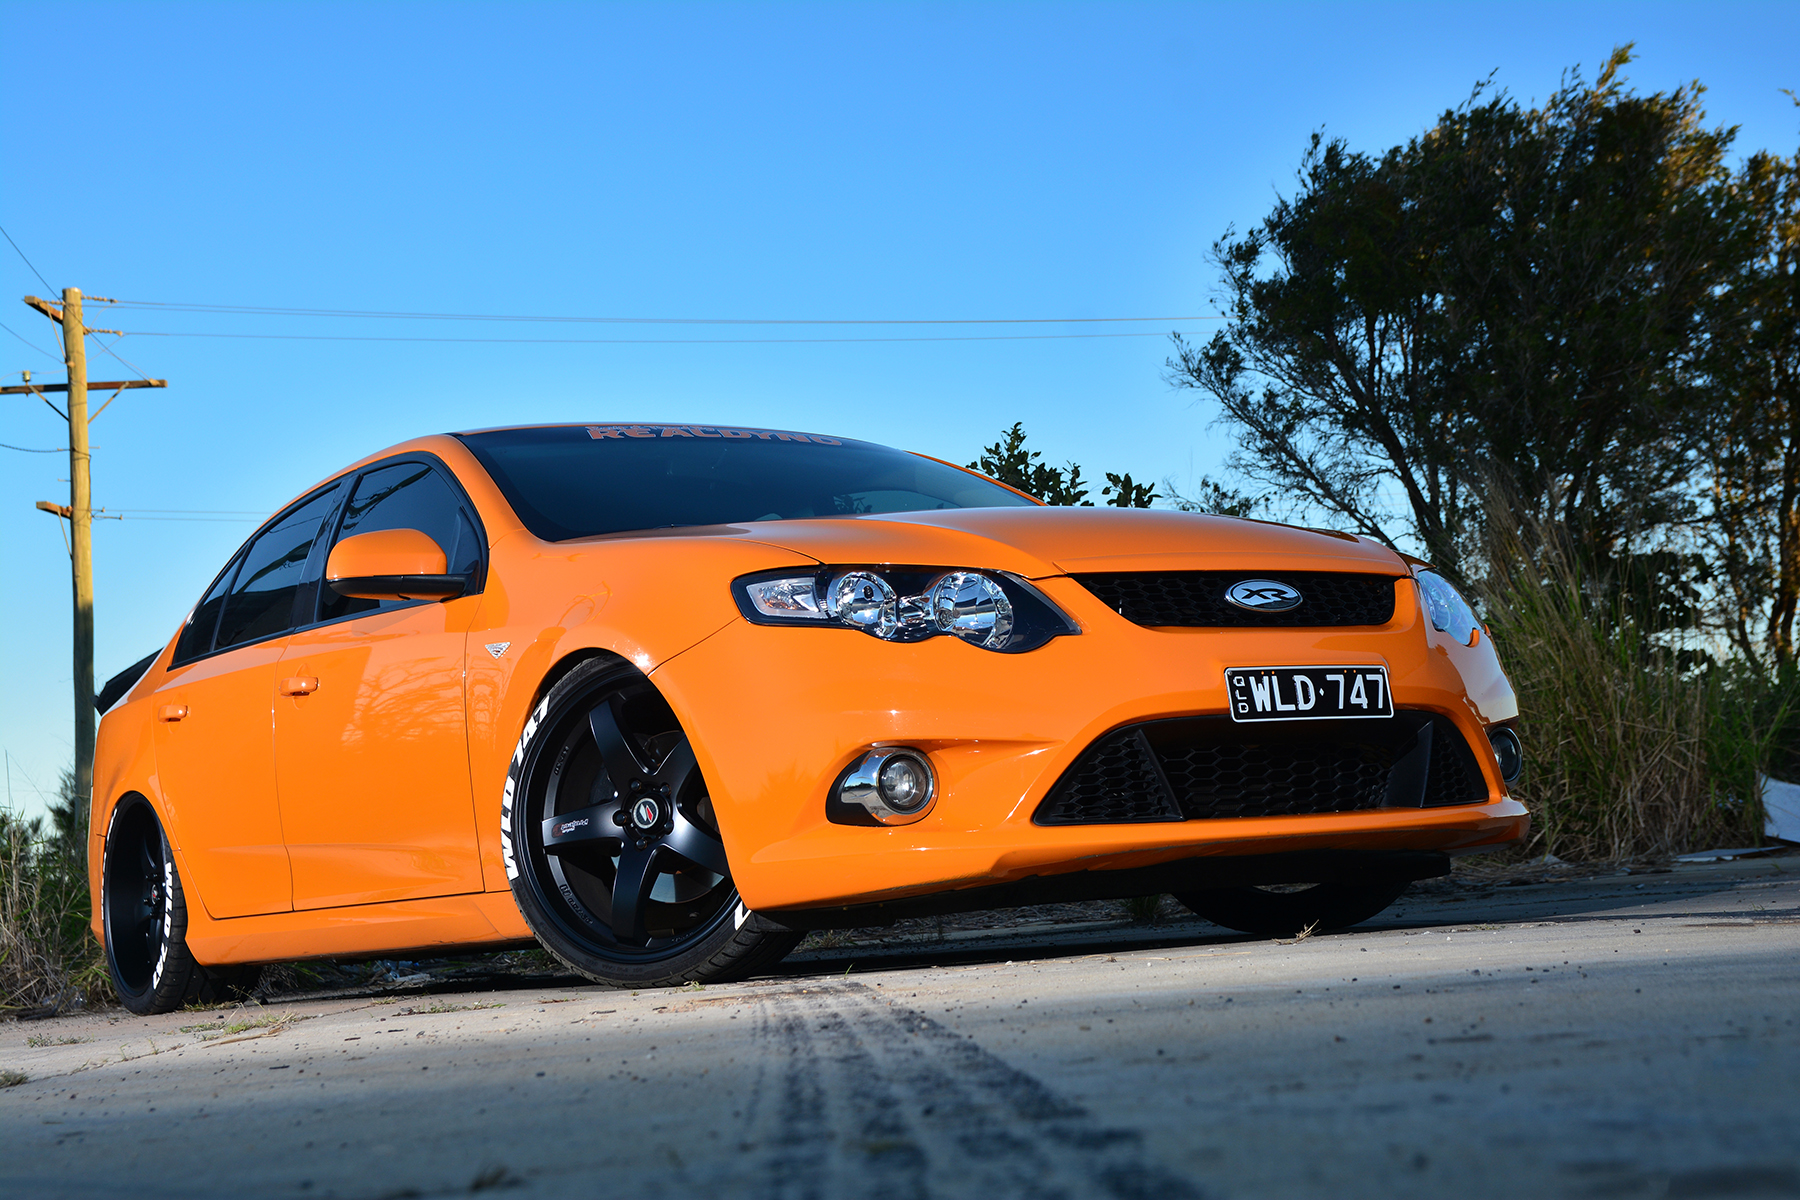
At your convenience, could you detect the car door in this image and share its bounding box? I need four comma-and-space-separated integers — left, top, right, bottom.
273, 458, 488, 909
149, 482, 345, 918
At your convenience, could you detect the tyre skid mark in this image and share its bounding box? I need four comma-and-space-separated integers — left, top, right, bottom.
744, 983, 1204, 1200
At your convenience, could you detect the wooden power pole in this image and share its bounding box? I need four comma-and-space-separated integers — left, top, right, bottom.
64, 289, 94, 810
9, 290, 167, 806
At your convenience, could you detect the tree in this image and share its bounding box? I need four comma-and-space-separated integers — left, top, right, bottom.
969, 422, 1093, 505
1168, 47, 1749, 583
967, 423, 1264, 514
1704, 129, 1799, 667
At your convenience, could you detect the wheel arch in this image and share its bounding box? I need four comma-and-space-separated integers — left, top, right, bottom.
91, 788, 163, 945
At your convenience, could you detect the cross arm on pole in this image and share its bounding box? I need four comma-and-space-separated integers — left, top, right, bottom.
0, 379, 166, 395
23, 295, 63, 324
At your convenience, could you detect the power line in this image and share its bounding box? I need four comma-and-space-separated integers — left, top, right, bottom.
2, 318, 63, 362
122, 327, 1209, 346
0, 224, 54, 294
2, 442, 64, 453
103, 298, 1224, 327
99, 514, 257, 522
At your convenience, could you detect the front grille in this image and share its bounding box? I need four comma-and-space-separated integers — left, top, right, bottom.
1073, 571, 1401, 628
1034, 713, 1487, 825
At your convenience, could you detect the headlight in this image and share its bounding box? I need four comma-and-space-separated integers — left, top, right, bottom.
1415, 570, 1479, 644
826, 571, 899, 638
929, 571, 1014, 650
733, 566, 1077, 653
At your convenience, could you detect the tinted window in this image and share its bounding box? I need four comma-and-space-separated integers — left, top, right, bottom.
318, 461, 482, 622
172, 562, 238, 665
215, 485, 344, 651
455, 424, 1035, 542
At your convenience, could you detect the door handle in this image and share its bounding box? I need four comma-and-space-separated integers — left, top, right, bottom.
279, 676, 320, 697
157, 704, 189, 722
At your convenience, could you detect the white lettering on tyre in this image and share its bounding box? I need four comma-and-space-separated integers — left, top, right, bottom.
502, 698, 551, 880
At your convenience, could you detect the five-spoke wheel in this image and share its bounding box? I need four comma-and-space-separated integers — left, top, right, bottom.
506, 658, 799, 987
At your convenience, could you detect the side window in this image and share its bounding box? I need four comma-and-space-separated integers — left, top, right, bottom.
214, 484, 345, 651
171, 562, 240, 666
317, 461, 483, 623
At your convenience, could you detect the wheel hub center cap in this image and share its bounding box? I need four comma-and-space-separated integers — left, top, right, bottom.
630, 797, 662, 831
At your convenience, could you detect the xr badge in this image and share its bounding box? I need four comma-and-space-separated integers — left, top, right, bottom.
485, 642, 512, 659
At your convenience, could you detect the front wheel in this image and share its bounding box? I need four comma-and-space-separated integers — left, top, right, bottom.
102, 799, 261, 1014
504, 658, 801, 988
1173, 879, 1410, 937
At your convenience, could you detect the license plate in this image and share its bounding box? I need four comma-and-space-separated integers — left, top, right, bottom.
1225, 665, 1393, 722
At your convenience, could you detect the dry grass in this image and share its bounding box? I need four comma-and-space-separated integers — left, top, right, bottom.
1, 776, 112, 1016
1476, 507, 1792, 860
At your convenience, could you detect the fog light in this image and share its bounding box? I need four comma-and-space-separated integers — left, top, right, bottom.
836, 748, 937, 825
1488, 727, 1524, 785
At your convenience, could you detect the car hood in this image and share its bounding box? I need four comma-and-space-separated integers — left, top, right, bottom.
721, 506, 1407, 579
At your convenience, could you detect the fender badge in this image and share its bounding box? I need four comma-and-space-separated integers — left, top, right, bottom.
485, 642, 512, 659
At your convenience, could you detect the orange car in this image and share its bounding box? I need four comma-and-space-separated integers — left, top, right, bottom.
90, 423, 1527, 1013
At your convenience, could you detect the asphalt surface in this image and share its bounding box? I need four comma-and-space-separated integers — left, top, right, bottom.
3, 856, 1797, 1200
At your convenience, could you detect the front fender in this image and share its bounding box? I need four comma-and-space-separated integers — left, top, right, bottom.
464, 531, 820, 891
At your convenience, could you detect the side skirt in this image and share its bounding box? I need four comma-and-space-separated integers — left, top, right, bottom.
184, 890, 535, 966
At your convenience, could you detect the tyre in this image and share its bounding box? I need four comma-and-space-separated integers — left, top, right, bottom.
102, 799, 262, 1015
1173, 878, 1410, 937
504, 657, 802, 988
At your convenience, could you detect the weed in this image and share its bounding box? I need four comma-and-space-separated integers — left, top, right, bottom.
25, 1035, 91, 1048
397, 1001, 504, 1015
180, 1011, 308, 1041
801, 928, 856, 950
1121, 895, 1165, 924
468, 1164, 522, 1191
0, 1069, 27, 1088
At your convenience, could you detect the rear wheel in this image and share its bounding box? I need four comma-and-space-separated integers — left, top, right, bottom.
102, 799, 261, 1014
1173, 879, 1410, 937
505, 658, 801, 988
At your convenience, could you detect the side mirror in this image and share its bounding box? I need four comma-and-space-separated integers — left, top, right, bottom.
326, 528, 467, 601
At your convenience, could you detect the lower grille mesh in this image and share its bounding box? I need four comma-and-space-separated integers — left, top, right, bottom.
1034, 713, 1488, 825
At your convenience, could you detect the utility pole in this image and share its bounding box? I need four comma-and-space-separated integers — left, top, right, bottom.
63, 289, 93, 811
9, 291, 166, 807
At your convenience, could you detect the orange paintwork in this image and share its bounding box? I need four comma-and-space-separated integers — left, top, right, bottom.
274, 596, 486, 909
90, 429, 1529, 966
326, 528, 448, 595
146, 638, 294, 918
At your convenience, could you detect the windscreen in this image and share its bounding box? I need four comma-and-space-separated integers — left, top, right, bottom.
455, 424, 1035, 541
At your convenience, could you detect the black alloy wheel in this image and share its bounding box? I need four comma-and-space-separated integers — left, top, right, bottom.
102, 799, 260, 1014
1173, 878, 1411, 938
506, 657, 800, 987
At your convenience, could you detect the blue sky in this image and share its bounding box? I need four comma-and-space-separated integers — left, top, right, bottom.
2, 0, 1796, 815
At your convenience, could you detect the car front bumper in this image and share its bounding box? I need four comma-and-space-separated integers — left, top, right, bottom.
653, 574, 1529, 914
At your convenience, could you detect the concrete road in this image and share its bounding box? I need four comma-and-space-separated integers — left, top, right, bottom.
4, 857, 1797, 1200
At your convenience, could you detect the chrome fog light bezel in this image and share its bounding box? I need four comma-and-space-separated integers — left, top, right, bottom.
1487, 726, 1524, 785
836, 747, 937, 825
